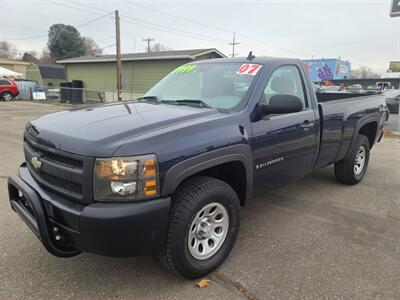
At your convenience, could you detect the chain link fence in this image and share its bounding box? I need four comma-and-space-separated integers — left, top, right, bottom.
17, 86, 143, 105
385, 107, 400, 138
14, 82, 144, 106
384, 90, 400, 137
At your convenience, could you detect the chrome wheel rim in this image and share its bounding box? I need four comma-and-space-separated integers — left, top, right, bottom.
188, 202, 229, 260
354, 146, 366, 176
3, 93, 12, 101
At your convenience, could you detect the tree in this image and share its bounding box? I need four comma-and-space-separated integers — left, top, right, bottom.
83, 37, 103, 55
38, 48, 53, 64
47, 24, 85, 60
148, 42, 173, 53
0, 41, 16, 59
350, 66, 380, 79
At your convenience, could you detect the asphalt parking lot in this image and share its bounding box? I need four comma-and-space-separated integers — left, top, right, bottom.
1, 101, 399, 299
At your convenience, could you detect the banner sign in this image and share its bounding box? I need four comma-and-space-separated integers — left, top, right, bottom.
390, 0, 400, 17
303, 59, 351, 82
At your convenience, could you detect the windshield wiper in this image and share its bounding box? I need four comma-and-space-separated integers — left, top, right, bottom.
136, 96, 161, 104
138, 97, 212, 109
165, 99, 212, 108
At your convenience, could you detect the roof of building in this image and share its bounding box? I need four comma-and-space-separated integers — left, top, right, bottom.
0, 66, 23, 77
37, 64, 66, 79
0, 58, 30, 66
56, 48, 226, 64
389, 61, 400, 72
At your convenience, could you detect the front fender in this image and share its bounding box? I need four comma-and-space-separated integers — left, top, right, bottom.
161, 144, 253, 203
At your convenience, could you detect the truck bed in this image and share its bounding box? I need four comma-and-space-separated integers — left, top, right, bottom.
315, 93, 386, 169
316, 91, 381, 102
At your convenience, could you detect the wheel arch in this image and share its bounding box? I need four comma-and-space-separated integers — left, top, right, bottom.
161, 144, 253, 206
1, 89, 13, 95
348, 113, 380, 154
358, 122, 378, 148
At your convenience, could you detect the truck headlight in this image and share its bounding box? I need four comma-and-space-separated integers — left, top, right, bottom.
94, 154, 159, 201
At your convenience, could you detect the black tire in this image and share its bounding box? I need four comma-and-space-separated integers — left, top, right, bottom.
334, 134, 370, 185
1, 91, 13, 101
160, 176, 240, 278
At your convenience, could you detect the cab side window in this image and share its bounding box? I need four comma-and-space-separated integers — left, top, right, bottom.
262, 65, 308, 108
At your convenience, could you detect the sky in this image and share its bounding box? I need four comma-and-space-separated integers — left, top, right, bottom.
1, 0, 399, 73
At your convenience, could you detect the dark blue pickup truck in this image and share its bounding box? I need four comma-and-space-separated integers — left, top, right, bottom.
8, 57, 386, 278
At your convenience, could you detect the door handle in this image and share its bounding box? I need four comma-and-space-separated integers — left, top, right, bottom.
300, 120, 315, 129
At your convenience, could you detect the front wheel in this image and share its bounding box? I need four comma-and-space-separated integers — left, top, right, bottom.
160, 176, 240, 278
334, 134, 370, 185
1, 91, 13, 101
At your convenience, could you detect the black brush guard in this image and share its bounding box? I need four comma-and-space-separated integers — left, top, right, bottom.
8, 175, 80, 257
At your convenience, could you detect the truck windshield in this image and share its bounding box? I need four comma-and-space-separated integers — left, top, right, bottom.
144, 62, 262, 111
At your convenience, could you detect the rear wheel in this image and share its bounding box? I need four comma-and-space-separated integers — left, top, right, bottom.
160, 176, 240, 278
1, 91, 13, 101
334, 134, 370, 185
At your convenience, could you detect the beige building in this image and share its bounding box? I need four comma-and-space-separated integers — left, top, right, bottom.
0, 58, 30, 78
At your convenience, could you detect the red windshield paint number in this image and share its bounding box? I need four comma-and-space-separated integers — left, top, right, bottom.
236, 64, 262, 76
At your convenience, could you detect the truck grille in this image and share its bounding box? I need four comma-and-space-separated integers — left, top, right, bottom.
36, 171, 83, 195
40, 150, 83, 169
23, 130, 94, 204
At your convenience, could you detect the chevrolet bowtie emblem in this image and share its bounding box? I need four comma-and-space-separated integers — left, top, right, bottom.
31, 155, 42, 170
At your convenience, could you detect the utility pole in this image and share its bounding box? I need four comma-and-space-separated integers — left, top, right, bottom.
115, 10, 122, 101
229, 32, 239, 58
142, 37, 154, 52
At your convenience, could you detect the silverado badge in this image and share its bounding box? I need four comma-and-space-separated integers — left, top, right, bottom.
31, 155, 42, 170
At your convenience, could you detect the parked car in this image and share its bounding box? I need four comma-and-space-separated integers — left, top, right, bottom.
8, 57, 386, 278
376, 81, 393, 91
385, 90, 400, 113
318, 85, 344, 93
0, 77, 19, 101
348, 84, 365, 94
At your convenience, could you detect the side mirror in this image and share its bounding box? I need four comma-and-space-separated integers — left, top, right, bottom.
258, 94, 303, 116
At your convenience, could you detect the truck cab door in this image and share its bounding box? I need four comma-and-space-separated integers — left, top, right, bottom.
250, 64, 318, 191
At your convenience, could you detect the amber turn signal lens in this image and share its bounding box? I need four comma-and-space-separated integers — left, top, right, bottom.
144, 180, 157, 196
144, 159, 156, 176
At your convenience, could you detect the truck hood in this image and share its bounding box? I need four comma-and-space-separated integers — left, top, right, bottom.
29, 102, 220, 157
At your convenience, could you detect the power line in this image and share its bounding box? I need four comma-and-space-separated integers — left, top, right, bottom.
47, 0, 105, 17
123, 16, 229, 44
5, 0, 389, 71
7, 33, 48, 41
98, 43, 116, 51
67, 0, 109, 14
64, 0, 391, 61
124, 1, 310, 57
126, 1, 232, 34
7, 10, 113, 41
121, 18, 228, 45
75, 12, 113, 28
64, 0, 230, 44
